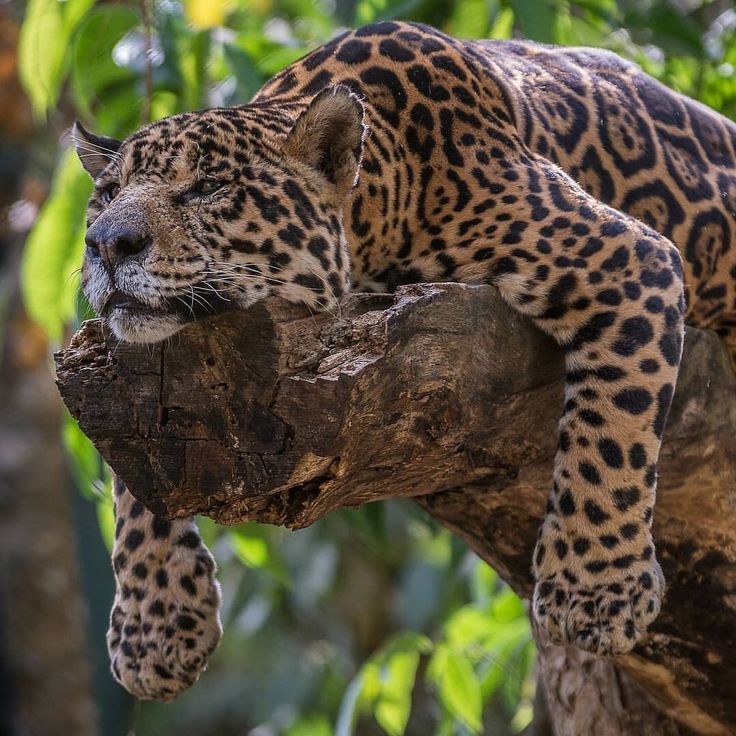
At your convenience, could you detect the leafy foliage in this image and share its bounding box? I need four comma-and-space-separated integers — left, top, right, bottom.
17, 0, 735, 733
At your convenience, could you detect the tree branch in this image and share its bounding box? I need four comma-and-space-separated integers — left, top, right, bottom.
55, 283, 736, 735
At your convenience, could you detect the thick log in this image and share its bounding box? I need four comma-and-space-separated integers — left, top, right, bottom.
55, 283, 736, 735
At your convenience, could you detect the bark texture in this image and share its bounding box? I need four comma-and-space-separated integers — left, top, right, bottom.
55, 283, 736, 736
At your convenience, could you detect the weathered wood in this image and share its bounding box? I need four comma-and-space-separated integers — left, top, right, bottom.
533, 640, 697, 736
55, 283, 736, 735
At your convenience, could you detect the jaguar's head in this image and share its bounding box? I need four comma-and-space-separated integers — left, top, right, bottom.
74, 86, 364, 343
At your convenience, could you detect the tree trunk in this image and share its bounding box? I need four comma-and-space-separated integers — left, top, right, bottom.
535, 639, 696, 736
55, 283, 736, 736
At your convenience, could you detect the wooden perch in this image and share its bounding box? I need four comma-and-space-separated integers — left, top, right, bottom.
55, 283, 736, 735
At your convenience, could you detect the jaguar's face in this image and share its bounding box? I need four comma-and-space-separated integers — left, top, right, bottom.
74, 87, 365, 343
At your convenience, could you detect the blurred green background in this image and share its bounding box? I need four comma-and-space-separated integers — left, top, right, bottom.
0, 0, 734, 734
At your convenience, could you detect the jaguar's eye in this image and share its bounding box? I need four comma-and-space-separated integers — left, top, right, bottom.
180, 178, 226, 204
101, 183, 120, 204
197, 179, 221, 194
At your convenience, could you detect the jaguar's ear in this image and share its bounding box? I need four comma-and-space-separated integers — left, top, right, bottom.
72, 121, 122, 179
284, 85, 365, 194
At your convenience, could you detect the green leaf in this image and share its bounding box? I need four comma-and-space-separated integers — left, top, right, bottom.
625, 4, 705, 58
445, 606, 495, 650
62, 411, 103, 499
510, 701, 534, 733
229, 525, 290, 584
429, 644, 483, 733
63, 410, 112, 549
63, 0, 97, 34
18, 0, 66, 116
489, 585, 526, 623
353, 632, 430, 736
489, 7, 515, 41
509, 0, 558, 44
223, 43, 266, 103
373, 647, 419, 736
96, 483, 116, 552
286, 714, 333, 736
448, 0, 491, 39
90, 83, 144, 136
71, 5, 140, 120
178, 29, 211, 111
19, 0, 97, 117
21, 148, 92, 342
231, 532, 269, 567
471, 559, 498, 604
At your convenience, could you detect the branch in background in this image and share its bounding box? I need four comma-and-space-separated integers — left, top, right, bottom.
55, 284, 736, 736
140, 0, 153, 123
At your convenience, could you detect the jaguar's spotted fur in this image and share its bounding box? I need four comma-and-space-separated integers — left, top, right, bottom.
73, 21, 736, 700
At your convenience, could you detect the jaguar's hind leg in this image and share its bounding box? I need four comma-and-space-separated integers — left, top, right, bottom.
107, 476, 222, 700
467, 153, 685, 655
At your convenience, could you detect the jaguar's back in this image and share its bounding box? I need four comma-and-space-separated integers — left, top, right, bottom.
496, 39, 736, 337
256, 23, 736, 350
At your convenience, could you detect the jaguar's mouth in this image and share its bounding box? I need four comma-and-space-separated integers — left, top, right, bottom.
98, 283, 240, 344
102, 290, 160, 317
100, 290, 184, 344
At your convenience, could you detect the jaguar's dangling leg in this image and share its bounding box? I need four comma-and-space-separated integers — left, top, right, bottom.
475, 154, 685, 655
107, 476, 222, 700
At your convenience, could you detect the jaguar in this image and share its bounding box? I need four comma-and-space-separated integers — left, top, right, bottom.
72, 21, 736, 700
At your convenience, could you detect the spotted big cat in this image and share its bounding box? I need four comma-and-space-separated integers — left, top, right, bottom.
72, 21, 735, 700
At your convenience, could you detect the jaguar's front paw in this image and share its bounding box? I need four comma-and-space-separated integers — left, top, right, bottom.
532, 559, 664, 656
108, 528, 222, 700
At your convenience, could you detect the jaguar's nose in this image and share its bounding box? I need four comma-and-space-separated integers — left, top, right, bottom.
85, 219, 150, 272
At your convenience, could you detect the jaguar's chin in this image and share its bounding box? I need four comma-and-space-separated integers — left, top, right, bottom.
98, 290, 185, 343
106, 308, 186, 344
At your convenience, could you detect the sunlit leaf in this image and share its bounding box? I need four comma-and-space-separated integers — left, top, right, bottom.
409, 521, 452, 567
19, 0, 96, 117
96, 483, 116, 552
21, 148, 92, 342
438, 650, 483, 733
63, 0, 97, 33
231, 532, 269, 567
286, 713, 333, 736
229, 526, 290, 584
178, 29, 211, 110
18, 0, 66, 116
445, 606, 494, 650
150, 90, 180, 121
357, 632, 430, 736
184, 0, 229, 30
373, 647, 418, 736
510, 702, 533, 732
448, 0, 491, 39
489, 7, 515, 40
471, 561, 498, 605
489, 586, 526, 623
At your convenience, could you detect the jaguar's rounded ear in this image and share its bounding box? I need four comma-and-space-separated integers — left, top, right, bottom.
284, 85, 366, 194
72, 121, 122, 179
